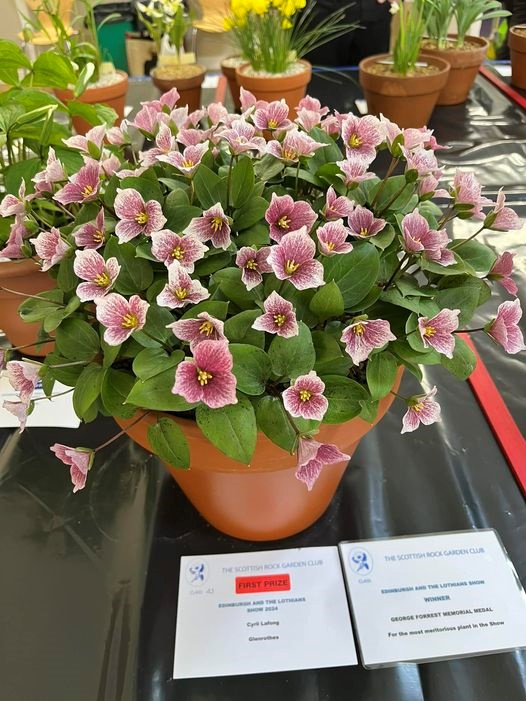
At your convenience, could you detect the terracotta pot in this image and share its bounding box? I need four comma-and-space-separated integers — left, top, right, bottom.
235, 60, 312, 117
115, 370, 402, 541
151, 66, 205, 112
54, 71, 129, 136
420, 35, 489, 105
509, 26, 526, 90
0, 259, 55, 356
359, 54, 450, 128
221, 57, 243, 111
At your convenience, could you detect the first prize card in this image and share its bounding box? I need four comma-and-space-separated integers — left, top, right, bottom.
340, 529, 526, 668
173, 546, 357, 678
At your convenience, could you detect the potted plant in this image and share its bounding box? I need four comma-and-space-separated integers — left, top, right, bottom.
225, 0, 357, 113
22, 0, 129, 135
1, 90, 523, 540
509, 24, 526, 89
359, 0, 451, 128
137, 0, 205, 111
420, 0, 510, 105
220, 55, 245, 112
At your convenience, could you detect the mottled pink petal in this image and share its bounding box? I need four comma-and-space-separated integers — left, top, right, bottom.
252, 291, 299, 338
235, 246, 272, 290
341, 318, 396, 364
267, 229, 325, 290
265, 193, 317, 242
30, 227, 69, 271
282, 371, 328, 420
418, 309, 460, 358
295, 437, 350, 491
95, 293, 149, 345
50, 443, 94, 492
167, 312, 226, 351
156, 262, 209, 309
316, 220, 354, 256
172, 340, 237, 408
401, 386, 441, 433
486, 299, 526, 354
6, 360, 41, 404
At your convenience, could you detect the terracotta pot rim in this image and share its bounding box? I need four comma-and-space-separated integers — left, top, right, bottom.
151, 66, 205, 91
235, 59, 312, 86
359, 53, 450, 82
421, 34, 489, 50
55, 70, 128, 100
0, 258, 43, 280
509, 26, 526, 50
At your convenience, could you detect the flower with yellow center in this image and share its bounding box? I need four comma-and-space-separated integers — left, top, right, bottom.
175, 287, 188, 300
199, 320, 214, 336
82, 185, 94, 199
182, 159, 194, 169
121, 313, 138, 329
348, 133, 362, 149
278, 215, 291, 229
424, 325, 436, 337
245, 259, 258, 270
196, 368, 213, 386
135, 211, 149, 225
273, 313, 286, 327
94, 272, 110, 287
172, 245, 184, 260
326, 241, 335, 251
93, 230, 105, 244
353, 323, 365, 336
285, 259, 300, 274
211, 216, 224, 232
299, 389, 312, 402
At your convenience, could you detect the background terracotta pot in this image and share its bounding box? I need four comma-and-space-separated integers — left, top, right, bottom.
235, 60, 312, 116
420, 35, 489, 105
115, 370, 402, 541
509, 26, 526, 90
151, 66, 205, 112
55, 71, 128, 136
220, 56, 243, 111
0, 259, 55, 356
359, 54, 450, 128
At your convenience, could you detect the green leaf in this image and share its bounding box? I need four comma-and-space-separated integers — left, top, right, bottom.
0, 40, 32, 85
420, 253, 468, 276
268, 322, 316, 379
164, 188, 201, 231
236, 223, 270, 247
133, 305, 174, 348
72, 363, 104, 420
441, 336, 477, 380
32, 52, 77, 90
132, 348, 184, 380
452, 240, 497, 275
359, 398, 379, 423
101, 369, 136, 418
437, 276, 487, 325
224, 309, 265, 348
18, 289, 64, 323
196, 395, 257, 464
45, 352, 85, 386
105, 237, 154, 294
306, 127, 342, 170
180, 300, 229, 320
232, 196, 268, 231
321, 375, 370, 424
256, 396, 296, 452
100, 335, 121, 368
230, 344, 271, 395
214, 268, 258, 310
231, 157, 255, 208
366, 351, 398, 400
323, 243, 380, 308
147, 417, 190, 469
4, 158, 41, 195
55, 318, 100, 361
371, 175, 415, 212
56, 256, 77, 292
193, 164, 222, 208
309, 280, 344, 321
254, 153, 285, 180
194, 251, 232, 276
119, 175, 163, 204
126, 367, 194, 411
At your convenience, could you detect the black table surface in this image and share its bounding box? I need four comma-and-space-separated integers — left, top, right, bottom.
1, 67, 525, 701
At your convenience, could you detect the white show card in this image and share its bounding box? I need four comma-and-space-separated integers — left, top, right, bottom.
340, 529, 526, 668
173, 546, 358, 679
0, 374, 80, 429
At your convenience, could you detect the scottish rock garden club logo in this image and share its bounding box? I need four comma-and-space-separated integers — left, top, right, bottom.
185, 559, 208, 586
349, 548, 373, 575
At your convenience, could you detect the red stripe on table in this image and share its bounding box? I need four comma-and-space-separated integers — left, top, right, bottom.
479, 65, 526, 111
460, 332, 526, 496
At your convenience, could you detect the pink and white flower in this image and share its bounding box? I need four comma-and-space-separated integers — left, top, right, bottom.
488, 251, 518, 296
156, 262, 209, 309
159, 141, 209, 177
177, 127, 212, 147
63, 124, 106, 156
282, 371, 328, 421
235, 246, 272, 290
265, 192, 317, 242
341, 114, 382, 163
337, 158, 375, 186
6, 360, 41, 404
295, 437, 350, 491
114, 188, 167, 242
95, 293, 149, 345
207, 101, 229, 126
73, 249, 120, 301
379, 114, 403, 152
417, 308, 460, 358
253, 100, 292, 132
347, 205, 386, 238
267, 228, 325, 290
0, 181, 26, 217
401, 386, 441, 433
106, 122, 129, 146
220, 118, 266, 155
252, 291, 299, 338
485, 189, 522, 231
452, 170, 492, 219
33, 147, 66, 194
316, 220, 354, 256
73, 208, 106, 249
294, 107, 322, 132
402, 146, 439, 177
139, 122, 177, 167
30, 227, 69, 271
99, 153, 121, 178
3, 399, 30, 432
151, 230, 208, 271
130, 104, 159, 135
185, 203, 231, 249
323, 186, 354, 220
341, 318, 396, 364
266, 129, 326, 164
54, 160, 100, 205
296, 96, 329, 116
0, 215, 28, 259
50, 444, 94, 492
401, 211, 454, 266
167, 312, 226, 351
172, 340, 237, 408
486, 299, 526, 354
